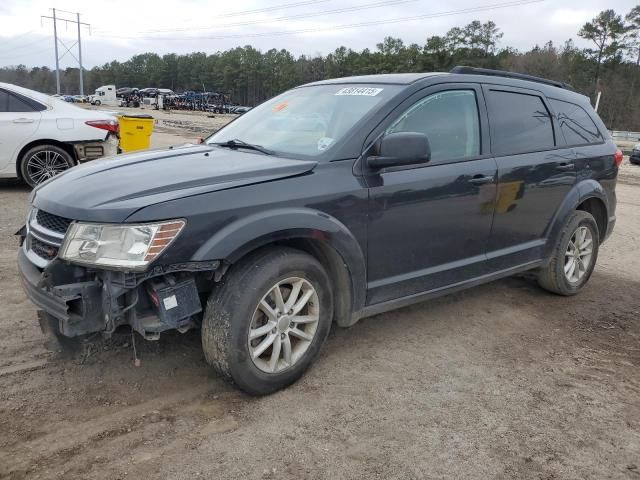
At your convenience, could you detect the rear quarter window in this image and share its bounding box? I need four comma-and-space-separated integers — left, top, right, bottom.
0, 89, 46, 112
549, 98, 604, 146
486, 89, 555, 155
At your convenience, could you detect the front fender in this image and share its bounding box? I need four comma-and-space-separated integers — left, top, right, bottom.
192, 207, 367, 313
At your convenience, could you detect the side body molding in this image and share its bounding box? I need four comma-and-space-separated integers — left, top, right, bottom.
192, 208, 367, 317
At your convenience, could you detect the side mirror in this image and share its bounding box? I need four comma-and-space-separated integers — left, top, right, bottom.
367, 132, 431, 170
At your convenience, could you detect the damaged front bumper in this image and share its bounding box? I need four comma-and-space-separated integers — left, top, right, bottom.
18, 246, 220, 340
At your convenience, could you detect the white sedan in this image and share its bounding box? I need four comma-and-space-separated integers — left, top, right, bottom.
0, 83, 119, 187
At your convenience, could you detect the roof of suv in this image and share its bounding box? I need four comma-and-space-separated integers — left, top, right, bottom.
305, 72, 449, 86
303, 69, 590, 104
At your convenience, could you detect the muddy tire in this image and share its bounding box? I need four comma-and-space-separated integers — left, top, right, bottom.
20, 144, 74, 188
537, 210, 599, 296
202, 247, 333, 395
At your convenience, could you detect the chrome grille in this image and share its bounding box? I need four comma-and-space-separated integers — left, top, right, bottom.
30, 236, 59, 260
35, 210, 72, 235
25, 208, 69, 268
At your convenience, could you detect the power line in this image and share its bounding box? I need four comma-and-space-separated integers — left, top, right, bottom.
41, 9, 90, 95
216, 0, 330, 17
93, 0, 331, 33
0, 47, 52, 62
94, 0, 544, 42
99, 0, 420, 35
0, 38, 47, 54
1, 30, 37, 46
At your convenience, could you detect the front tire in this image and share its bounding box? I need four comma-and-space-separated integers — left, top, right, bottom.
202, 247, 333, 395
20, 144, 74, 188
537, 210, 599, 295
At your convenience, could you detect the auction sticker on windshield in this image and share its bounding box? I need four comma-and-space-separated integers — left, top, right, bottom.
273, 101, 289, 112
335, 87, 383, 96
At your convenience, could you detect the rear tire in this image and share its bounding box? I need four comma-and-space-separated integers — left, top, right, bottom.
202, 247, 333, 395
20, 144, 74, 188
537, 210, 599, 296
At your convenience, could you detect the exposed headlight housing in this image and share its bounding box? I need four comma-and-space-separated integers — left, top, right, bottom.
59, 220, 185, 271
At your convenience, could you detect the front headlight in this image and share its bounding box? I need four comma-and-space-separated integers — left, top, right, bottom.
59, 220, 185, 271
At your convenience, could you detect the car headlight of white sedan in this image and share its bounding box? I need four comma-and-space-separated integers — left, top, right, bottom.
59, 220, 185, 270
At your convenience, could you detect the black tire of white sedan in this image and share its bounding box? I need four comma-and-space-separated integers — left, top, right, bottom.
202, 247, 333, 395
537, 210, 600, 296
20, 144, 74, 188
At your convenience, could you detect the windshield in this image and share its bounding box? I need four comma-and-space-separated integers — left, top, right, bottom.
207, 84, 400, 158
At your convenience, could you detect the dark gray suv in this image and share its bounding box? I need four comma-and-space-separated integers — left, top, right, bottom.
18, 67, 620, 395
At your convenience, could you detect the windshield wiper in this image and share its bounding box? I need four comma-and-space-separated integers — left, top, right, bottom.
212, 139, 274, 155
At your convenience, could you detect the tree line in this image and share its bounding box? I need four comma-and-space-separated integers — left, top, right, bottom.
2, 7, 640, 130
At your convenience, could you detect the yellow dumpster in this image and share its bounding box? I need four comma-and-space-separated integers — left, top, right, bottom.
118, 114, 154, 152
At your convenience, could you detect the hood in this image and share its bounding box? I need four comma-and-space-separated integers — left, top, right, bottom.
32, 145, 317, 222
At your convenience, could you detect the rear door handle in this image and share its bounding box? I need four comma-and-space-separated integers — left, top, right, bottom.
556, 163, 575, 170
13, 118, 34, 124
469, 174, 494, 185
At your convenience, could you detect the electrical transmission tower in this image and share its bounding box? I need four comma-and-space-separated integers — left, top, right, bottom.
41, 8, 90, 95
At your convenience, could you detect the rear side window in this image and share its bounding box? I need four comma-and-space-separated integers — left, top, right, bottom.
0, 89, 44, 112
386, 89, 480, 163
487, 90, 554, 155
8, 93, 35, 112
549, 98, 603, 146
0, 90, 9, 112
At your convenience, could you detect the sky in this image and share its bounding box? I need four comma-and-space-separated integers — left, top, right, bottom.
0, 0, 638, 69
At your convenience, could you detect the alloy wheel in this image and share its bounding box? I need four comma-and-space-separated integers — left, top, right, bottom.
248, 277, 320, 373
26, 150, 69, 184
564, 226, 593, 284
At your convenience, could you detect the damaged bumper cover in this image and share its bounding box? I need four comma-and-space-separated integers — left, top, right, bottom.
18, 248, 103, 336
73, 134, 119, 162
18, 247, 220, 339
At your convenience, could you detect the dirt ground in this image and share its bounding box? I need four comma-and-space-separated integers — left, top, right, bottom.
0, 126, 639, 479
85, 103, 237, 140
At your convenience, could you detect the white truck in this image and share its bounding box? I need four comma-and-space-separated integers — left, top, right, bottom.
89, 85, 118, 106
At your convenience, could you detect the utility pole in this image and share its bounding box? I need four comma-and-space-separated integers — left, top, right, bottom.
52, 8, 60, 94
41, 9, 90, 95
594, 91, 602, 113
77, 12, 83, 95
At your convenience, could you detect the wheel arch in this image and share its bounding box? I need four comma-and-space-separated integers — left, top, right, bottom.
544, 180, 611, 259
576, 196, 607, 243
193, 208, 367, 327
15, 139, 77, 179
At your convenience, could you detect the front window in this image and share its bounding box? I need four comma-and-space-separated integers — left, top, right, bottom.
386, 90, 481, 163
207, 84, 401, 158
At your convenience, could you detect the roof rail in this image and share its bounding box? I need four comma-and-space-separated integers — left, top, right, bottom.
450, 66, 574, 91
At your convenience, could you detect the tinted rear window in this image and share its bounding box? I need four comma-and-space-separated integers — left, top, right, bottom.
549, 98, 603, 146
487, 90, 554, 155
0, 89, 45, 112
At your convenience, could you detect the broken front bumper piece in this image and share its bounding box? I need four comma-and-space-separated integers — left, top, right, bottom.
18, 248, 217, 340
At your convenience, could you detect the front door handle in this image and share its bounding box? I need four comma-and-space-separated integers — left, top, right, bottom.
556, 162, 575, 171
469, 174, 494, 185
13, 118, 34, 124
